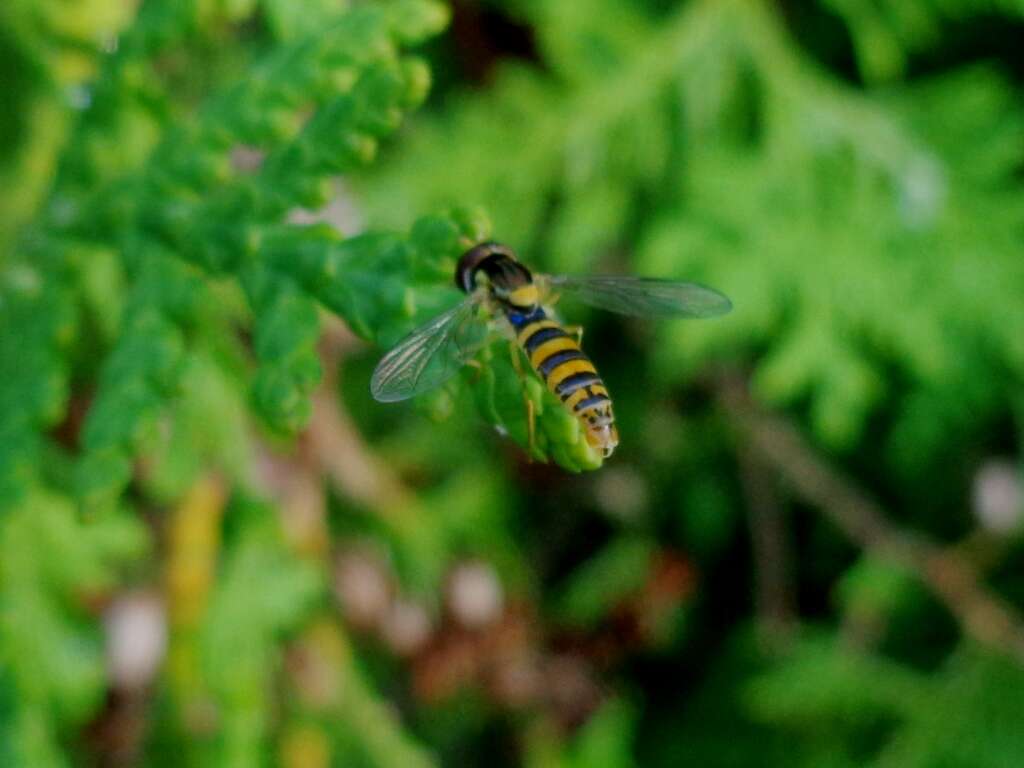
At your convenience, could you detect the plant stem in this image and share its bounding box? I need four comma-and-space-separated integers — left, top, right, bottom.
717, 372, 1024, 664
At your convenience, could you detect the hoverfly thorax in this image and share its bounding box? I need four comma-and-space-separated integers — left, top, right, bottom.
455, 242, 539, 313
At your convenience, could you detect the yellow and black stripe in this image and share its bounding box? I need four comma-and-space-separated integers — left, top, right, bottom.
515, 312, 611, 415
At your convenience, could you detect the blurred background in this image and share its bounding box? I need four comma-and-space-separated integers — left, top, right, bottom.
3, 0, 1024, 765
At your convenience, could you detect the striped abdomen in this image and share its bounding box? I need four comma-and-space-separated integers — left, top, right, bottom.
511, 308, 619, 457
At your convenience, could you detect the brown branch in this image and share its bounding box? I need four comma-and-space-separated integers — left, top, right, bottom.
305, 318, 416, 515
307, 385, 413, 513
252, 318, 419, 554
716, 372, 1024, 664
736, 440, 796, 643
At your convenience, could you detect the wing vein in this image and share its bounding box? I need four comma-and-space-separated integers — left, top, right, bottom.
547, 274, 732, 318
370, 298, 486, 402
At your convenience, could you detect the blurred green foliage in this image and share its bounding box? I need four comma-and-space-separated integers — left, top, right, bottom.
2, 0, 1024, 765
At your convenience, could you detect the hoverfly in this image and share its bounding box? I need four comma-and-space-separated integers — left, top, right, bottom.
371, 242, 731, 459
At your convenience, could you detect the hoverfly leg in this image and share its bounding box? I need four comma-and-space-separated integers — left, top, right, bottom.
563, 324, 584, 345
525, 396, 536, 459
465, 358, 484, 382
506, 341, 519, 373
507, 342, 536, 462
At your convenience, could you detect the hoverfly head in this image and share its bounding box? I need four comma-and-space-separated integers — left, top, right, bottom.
455, 242, 538, 310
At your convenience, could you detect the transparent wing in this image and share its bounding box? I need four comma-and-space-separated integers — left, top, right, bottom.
371, 298, 488, 403
546, 274, 732, 318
